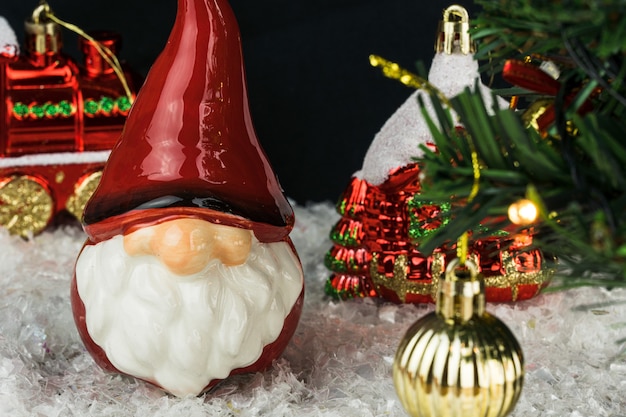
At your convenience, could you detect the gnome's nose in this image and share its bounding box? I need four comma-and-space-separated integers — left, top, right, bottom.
123, 218, 252, 276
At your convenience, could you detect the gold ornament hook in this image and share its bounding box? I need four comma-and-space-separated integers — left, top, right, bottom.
26, 1, 134, 102
437, 258, 485, 323
435, 4, 475, 55
444, 257, 480, 282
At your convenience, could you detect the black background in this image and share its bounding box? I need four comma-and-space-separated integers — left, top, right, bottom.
1, 0, 478, 204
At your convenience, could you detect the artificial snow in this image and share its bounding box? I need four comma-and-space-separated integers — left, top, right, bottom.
1, 201, 626, 416
0, 151, 111, 169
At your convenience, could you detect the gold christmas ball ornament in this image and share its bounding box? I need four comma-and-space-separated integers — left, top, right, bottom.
393, 258, 524, 417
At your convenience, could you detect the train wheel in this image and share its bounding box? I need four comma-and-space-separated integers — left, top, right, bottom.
66, 171, 102, 221
0, 176, 54, 237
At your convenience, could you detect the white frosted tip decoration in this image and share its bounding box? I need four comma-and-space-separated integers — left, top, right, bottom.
0, 16, 18, 53
358, 53, 507, 186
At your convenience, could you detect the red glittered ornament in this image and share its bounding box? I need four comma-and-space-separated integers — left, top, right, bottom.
326, 160, 551, 304
71, 0, 304, 397
325, 6, 552, 304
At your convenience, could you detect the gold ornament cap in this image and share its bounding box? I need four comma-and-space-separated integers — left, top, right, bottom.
436, 258, 485, 323
24, 1, 62, 56
435, 5, 475, 55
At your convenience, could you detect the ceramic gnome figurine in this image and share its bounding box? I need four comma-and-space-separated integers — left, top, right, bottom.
71, 0, 304, 397
325, 5, 552, 304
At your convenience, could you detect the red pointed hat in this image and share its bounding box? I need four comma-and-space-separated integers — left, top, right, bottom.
82, 0, 293, 243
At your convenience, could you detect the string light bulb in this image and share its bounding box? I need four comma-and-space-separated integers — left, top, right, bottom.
508, 199, 539, 225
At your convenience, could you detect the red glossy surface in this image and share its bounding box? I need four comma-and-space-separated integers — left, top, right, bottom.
502, 59, 597, 133
1, 34, 139, 157
502, 59, 560, 96
0, 10, 141, 233
82, 0, 293, 243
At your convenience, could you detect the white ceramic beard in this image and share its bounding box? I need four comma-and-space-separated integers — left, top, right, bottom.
75, 234, 303, 397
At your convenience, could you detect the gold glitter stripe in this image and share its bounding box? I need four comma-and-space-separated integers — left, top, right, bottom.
370, 251, 553, 303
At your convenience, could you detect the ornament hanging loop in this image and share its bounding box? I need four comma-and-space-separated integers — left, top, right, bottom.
435, 5, 475, 55
30, 1, 134, 102
25, 1, 62, 56
436, 258, 485, 323
445, 257, 480, 282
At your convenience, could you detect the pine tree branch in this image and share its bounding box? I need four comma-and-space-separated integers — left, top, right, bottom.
407, 0, 626, 285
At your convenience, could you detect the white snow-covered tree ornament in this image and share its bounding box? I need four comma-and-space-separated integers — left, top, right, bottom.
325, 5, 552, 304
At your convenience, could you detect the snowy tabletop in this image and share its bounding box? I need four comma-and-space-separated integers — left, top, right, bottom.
1, 201, 625, 417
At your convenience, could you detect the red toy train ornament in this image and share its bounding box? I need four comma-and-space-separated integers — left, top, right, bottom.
0, 2, 141, 236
